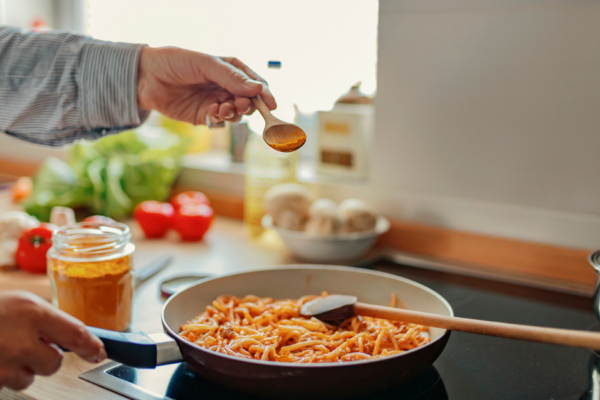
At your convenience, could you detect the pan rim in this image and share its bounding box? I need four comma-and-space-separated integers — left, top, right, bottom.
161, 264, 454, 368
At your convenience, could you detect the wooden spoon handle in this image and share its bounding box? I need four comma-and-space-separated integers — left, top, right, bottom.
252, 96, 275, 123
354, 302, 600, 350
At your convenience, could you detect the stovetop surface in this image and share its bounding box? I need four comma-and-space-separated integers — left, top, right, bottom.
83, 260, 599, 400
374, 262, 597, 400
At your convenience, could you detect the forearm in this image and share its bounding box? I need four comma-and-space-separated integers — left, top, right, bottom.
0, 27, 149, 146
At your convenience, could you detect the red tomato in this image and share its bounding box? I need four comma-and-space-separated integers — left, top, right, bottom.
82, 215, 116, 224
16, 223, 57, 274
170, 191, 210, 211
173, 203, 214, 241
134, 201, 174, 239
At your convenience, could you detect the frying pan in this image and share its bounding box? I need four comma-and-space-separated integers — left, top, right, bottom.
88, 266, 453, 399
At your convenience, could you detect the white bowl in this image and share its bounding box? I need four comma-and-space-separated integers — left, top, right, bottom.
262, 215, 390, 262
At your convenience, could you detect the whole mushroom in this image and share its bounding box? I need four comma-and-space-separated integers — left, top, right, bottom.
338, 198, 378, 233
305, 199, 341, 235
264, 183, 312, 231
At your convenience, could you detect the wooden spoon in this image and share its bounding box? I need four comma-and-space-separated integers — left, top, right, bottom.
301, 295, 600, 350
252, 96, 307, 152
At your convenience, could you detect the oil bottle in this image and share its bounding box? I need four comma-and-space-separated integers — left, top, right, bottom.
243, 129, 297, 237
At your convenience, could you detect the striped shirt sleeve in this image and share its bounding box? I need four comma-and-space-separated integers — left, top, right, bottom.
0, 26, 150, 147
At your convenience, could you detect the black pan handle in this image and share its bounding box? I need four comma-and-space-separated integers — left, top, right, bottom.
87, 327, 158, 368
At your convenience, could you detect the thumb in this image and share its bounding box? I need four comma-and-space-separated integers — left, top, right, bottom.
206, 57, 264, 97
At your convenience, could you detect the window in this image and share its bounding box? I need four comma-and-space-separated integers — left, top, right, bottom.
85, 0, 378, 133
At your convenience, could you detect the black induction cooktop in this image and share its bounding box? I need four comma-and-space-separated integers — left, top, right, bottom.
80, 259, 599, 400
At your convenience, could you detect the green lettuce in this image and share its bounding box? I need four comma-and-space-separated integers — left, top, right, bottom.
24, 129, 187, 221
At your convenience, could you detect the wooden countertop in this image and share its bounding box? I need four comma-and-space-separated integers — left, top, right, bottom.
0, 191, 294, 400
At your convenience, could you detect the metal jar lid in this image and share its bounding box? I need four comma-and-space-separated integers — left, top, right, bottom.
589, 250, 600, 274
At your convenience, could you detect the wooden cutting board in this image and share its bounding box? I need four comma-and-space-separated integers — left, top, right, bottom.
0, 268, 52, 300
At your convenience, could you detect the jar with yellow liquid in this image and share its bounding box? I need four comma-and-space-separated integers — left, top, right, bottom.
47, 222, 135, 331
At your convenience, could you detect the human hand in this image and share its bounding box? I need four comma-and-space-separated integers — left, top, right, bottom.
0, 291, 106, 391
137, 47, 277, 125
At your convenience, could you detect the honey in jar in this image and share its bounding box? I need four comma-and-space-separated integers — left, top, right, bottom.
48, 222, 135, 331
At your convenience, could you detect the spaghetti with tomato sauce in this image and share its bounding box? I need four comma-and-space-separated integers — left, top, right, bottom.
178, 292, 430, 363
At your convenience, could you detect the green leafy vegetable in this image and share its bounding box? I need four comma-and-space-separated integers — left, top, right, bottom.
24, 129, 187, 221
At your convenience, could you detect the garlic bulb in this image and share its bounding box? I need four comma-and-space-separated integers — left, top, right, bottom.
0, 211, 39, 268
50, 206, 76, 227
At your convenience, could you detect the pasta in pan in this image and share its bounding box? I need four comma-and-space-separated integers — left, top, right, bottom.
178, 292, 431, 363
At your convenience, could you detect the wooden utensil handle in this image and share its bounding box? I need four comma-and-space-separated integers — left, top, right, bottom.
354, 302, 600, 350
252, 96, 273, 121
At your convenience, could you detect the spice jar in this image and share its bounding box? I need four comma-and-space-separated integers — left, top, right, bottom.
48, 222, 135, 331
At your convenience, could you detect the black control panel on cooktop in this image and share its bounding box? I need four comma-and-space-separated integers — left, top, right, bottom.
82, 260, 599, 400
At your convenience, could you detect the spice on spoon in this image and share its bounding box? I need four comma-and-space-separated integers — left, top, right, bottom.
252, 96, 307, 153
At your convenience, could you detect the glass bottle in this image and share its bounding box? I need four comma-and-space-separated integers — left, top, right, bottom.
244, 131, 297, 237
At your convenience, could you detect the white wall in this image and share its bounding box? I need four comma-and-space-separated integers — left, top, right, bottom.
363, 0, 600, 249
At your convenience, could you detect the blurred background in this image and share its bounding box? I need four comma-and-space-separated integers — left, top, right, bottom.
0, 0, 377, 160
1, 0, 600, 251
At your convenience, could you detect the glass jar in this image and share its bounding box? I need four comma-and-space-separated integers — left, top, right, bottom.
47, 222, 135, 331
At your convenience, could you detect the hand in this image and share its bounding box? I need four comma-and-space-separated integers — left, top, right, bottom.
0, 291, 106, 391
137, 47, 277, 125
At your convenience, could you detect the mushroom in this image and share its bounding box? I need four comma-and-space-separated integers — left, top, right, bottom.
305, 199, 341, 235
264, 183, 312, 231
338, 199, 378, 233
